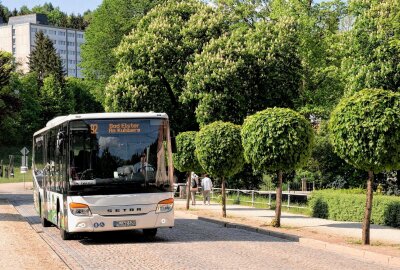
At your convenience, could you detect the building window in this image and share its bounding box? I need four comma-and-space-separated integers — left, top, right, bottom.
58, 31, 65, 36
67, 41, 75, 46
12, 29, 15, 36
67, 32, 75, 38
40, 29, 47, 34
77, 33, 83, 39
49, 30, 57, 35
58, 40, 66, 46
31, 28, 37, 33
12, 48, 16, 55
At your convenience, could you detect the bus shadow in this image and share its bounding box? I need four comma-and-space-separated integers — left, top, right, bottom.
79, 217, 292, 245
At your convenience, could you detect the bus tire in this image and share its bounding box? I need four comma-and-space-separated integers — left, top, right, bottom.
143, 228, 157, 238
57, 211, 72, 240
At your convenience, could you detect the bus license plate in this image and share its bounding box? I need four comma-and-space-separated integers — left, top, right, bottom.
113, 220, 136, 227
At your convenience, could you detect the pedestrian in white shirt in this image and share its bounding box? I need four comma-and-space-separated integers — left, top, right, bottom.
189, 172, 199, 205
201, 174, 213, 205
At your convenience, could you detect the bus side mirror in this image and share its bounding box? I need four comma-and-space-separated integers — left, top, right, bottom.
171, 137, 177, 153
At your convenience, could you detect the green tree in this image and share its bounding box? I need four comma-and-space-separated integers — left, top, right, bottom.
0, 50, 14, 88
329, 89, 400, 244
182, 18, 302, 126
195, 121, 245, 217
40, 75, 74, 121
269, 0, 348, 113
11, 72, 42, 143
106, 0, 229, 131
343, 0, 400, 94
0, 51, 21, 145
32, 3, 69, 28
28, 31, 65, 86
65, 78, 104, 113
0, 2, 11, 22
172, 131, 203, 210
241, 108, 313, 227
81, 0, 164, 102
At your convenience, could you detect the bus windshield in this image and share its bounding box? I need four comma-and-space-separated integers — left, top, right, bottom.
68, 118, 172, 195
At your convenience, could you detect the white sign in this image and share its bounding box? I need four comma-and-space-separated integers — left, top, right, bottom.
20, 147, 29, 156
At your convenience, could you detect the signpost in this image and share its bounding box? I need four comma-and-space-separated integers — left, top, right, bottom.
20, 147, 29, 188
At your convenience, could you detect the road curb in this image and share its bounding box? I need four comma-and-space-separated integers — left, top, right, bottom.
197, 216, 400, 268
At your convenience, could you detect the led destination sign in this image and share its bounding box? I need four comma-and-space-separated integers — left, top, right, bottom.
108, 123, 141, 134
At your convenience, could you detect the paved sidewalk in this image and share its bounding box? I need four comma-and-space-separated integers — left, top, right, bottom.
174, 199, 400, 244
0, 182, 67, 269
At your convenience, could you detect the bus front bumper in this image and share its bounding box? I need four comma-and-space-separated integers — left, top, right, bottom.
67, 210, 174, 233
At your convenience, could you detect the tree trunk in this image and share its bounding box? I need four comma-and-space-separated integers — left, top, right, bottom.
222, 177, 226, 218
186, 174, 191, 210
362, 171, 374, 245
273, 171, 283, 227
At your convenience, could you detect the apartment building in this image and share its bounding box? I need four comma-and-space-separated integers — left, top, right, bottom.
0, 14, 84, 78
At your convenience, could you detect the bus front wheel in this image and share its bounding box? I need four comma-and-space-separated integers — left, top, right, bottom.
143, 228, 157, 238
57, 211, 72, 240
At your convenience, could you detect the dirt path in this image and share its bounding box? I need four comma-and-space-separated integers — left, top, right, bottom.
0, 200, 68, 270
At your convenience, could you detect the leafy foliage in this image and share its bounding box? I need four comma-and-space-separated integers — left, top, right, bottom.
329, 89, 400, 173
173, 131, 203, 173
40, 75, 74, 121
65, 78, 104, 114
81, 0, 164, 101
0, 50, 14, 88
0, 51, 21, 145
105, 0, 228, 131
241, 108, 314, 172
269, 0, 347, 112
183, 18, 302, 126
343, 0, 400, 94
195, 121, 244, 178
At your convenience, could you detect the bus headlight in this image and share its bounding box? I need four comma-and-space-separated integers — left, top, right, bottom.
156, 198, 174, 213
70, 202, 91, 216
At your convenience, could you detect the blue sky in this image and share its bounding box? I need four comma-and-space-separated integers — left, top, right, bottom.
1, 0, 103, 14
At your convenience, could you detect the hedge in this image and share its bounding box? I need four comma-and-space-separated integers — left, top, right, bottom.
309, 190, 400, 227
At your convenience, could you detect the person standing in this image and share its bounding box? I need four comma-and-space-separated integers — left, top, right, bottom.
190, 172, 199, 205
201, 174, 213, 205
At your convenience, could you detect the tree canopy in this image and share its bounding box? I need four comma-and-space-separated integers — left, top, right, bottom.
196, 121, 244, 178
81, 0, 164, 102
105, 0, 229, 131
329, 89, 400, 173
183, 18, 302, 126
241, 108, 314, 172
173, 131, 203, 173
343, 0, 400, 94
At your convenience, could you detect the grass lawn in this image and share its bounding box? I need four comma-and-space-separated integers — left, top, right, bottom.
0, 168, 32, 184
0, 145, 32, 184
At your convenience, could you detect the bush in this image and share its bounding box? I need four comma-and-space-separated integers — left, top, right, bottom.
309, 190, 400, 227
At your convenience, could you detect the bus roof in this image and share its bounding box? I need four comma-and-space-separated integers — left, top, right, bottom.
33, 112, 168, 136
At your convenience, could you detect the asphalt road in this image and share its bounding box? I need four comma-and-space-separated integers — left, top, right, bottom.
0, 185, 396, 270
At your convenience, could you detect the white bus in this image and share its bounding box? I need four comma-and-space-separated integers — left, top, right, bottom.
32, 113, 175, 240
